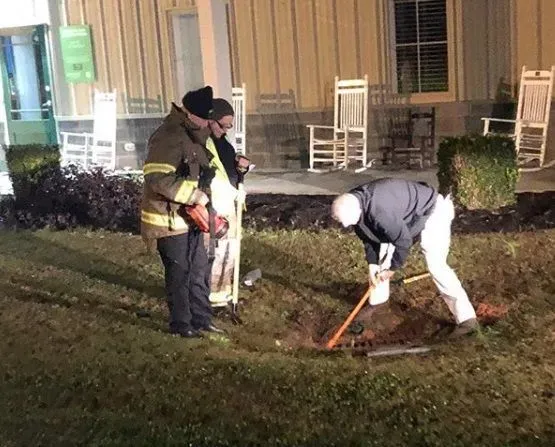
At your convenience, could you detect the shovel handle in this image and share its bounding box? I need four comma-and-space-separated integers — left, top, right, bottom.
325, 272, 430, 350
325, 285, 373, 350
402, 272, 431, 284
232, 183, 245, 306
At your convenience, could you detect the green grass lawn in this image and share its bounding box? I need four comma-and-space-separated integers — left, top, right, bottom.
0, 228, 554, 446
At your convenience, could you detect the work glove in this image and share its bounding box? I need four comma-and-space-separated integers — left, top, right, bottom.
189, 189, 210, 206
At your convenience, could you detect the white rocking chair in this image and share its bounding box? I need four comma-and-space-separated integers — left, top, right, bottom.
307, 75, 369, 173
60, 89, 117, 171
482, 66, 554, 167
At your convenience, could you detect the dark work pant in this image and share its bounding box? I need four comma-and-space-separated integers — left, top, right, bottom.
157, 230, 213, 332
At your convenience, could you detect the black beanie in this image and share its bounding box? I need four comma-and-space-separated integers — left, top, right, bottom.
212, 98, 235, 120
182, 86, 214, 119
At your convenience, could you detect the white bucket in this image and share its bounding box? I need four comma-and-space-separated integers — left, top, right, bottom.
368, 243, 395, 305
369, 279, 391, 305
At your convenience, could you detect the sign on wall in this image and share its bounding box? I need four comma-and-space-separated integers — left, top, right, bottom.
59, 25, 96, 84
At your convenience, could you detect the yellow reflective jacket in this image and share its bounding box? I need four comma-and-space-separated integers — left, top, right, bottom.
140, 103, 213, 243
205, 136, 238, 219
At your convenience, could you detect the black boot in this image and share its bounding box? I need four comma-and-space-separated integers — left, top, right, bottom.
171, 328, 204, 338
449, 318, 480, 339
196, 323, 226, 335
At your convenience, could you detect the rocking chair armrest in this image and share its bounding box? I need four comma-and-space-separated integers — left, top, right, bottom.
480, 118, 516, 124
306, 125, 335, 130
60, 131, 94, 139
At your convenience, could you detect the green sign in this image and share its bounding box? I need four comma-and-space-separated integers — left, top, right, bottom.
59, 25, 95, 84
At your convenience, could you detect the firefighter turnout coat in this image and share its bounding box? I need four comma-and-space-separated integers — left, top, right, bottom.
140, 103, 222, 245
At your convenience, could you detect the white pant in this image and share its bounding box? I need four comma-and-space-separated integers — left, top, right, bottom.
369, 195, 476, 324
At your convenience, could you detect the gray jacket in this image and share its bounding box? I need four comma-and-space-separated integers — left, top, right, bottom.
350, 178, 438, 270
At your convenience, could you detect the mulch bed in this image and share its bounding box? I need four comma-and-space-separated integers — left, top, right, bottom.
244, 191, 555, 234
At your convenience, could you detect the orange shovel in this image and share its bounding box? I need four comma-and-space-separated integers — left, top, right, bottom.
325, 272, 431, 350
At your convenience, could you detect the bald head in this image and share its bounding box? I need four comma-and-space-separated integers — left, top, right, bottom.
331, 193, 362, 227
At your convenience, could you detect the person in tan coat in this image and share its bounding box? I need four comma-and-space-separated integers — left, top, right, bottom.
141, 86, 229, 338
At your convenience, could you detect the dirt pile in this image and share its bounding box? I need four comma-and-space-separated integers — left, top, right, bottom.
475, 302, 509, 325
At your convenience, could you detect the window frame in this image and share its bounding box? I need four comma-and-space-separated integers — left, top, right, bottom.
388, 0, 457, 103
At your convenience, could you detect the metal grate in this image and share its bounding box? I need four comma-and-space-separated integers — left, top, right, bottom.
393, 0, 448, 93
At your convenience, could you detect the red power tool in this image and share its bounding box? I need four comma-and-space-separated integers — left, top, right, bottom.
183, 204, 229, 239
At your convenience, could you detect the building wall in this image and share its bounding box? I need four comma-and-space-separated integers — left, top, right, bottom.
515, 0, 555, 90
229, 0, 555, 112
57, 0, 555, 116
228, 0, 515, 112
458, 0, 513, 101
228, 0, 390, 112
0, 0, 52, 28
48, 0, 555, 169
58, 0, 198, 117
458, 0, 555, 100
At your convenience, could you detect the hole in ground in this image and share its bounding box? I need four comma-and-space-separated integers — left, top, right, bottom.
281, 300, 510, 351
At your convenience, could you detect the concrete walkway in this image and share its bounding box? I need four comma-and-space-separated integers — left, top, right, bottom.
244, 166, 555, 195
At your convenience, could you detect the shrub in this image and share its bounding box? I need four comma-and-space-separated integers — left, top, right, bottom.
4, 144, 60, 204
437, 135, 519, 210
0, 165, 142, 233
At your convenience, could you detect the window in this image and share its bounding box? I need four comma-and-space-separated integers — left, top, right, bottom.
171, 13, 205, 101
392, 0, 448, 93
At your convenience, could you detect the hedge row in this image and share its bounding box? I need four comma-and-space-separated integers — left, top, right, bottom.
0, 136, 518, 232
1, 145, 141, 232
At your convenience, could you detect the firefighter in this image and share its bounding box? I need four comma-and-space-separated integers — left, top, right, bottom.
140, 86, 227, 338
204, 98, 246, 307
331, 178, 479, 338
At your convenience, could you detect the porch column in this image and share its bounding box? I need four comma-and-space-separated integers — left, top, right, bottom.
196, 0, 233, 104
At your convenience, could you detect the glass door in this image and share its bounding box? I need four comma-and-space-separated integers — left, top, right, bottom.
0, 24, 56, 145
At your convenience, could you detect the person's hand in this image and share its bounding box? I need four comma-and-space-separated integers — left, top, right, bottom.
235, 155, 251, 174
191, 189, 210, 206
369, 264, 380, 286
376, 270, 394, 283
